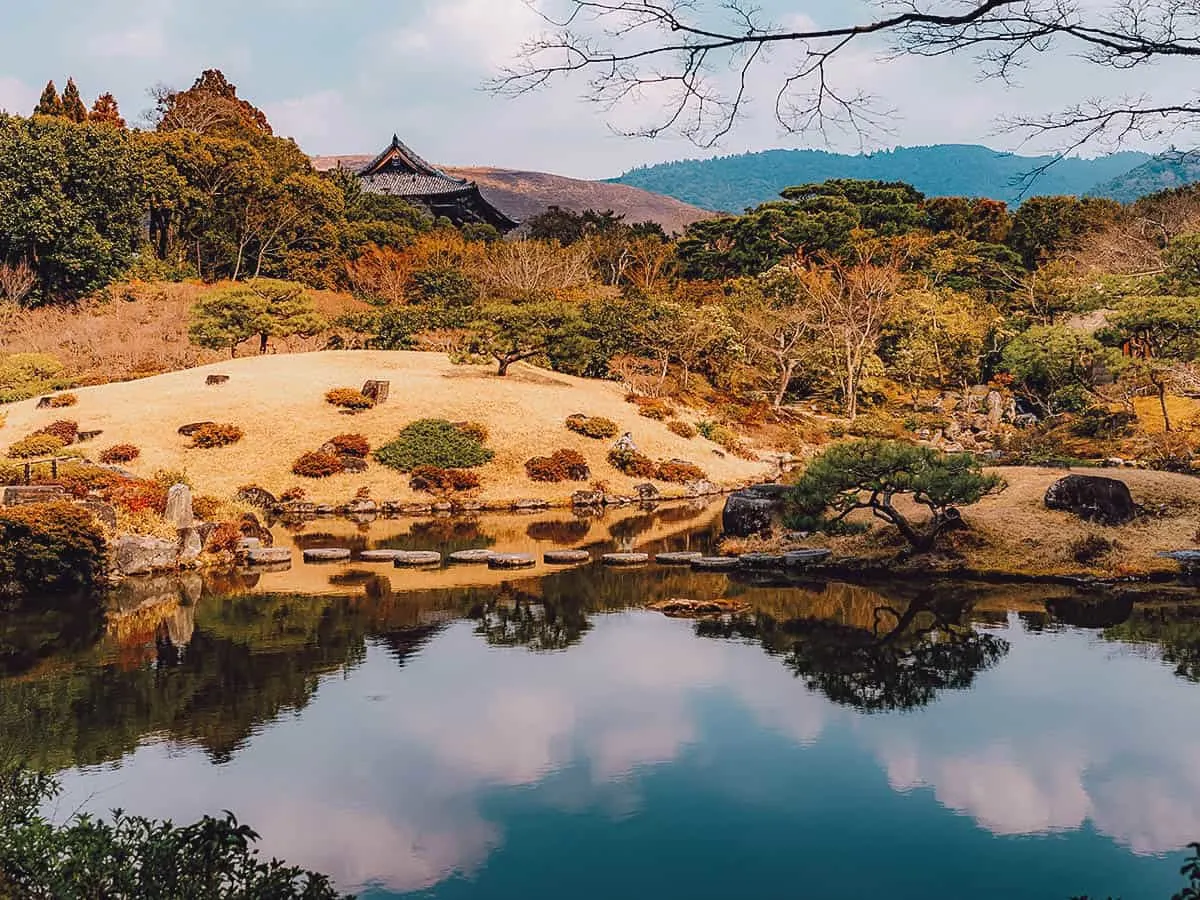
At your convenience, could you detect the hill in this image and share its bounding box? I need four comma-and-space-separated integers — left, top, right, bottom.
1087, 150, 1200, 203
0, 351, 768, 505
610, 144, 1152, 212
312, 155, 713, 234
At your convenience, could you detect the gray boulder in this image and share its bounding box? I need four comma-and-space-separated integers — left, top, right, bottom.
177, 527, 203, 565
165, 484, 194, 529
1044, 475, 1136, 526
114, 535, 179, 577
722, 484, 791, 538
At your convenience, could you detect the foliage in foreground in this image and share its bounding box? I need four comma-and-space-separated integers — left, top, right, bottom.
787, 439, 1003, 552
0, 503, 107, 600
0, 766, 351, 898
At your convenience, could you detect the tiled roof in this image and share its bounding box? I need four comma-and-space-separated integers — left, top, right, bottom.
361, 171, 473, 198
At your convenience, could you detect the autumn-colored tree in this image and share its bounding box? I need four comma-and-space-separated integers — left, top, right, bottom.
89, 93, 125, 129
60, 79, 88, 123
152, 69, 273, 139
476, 240, 592, 302
33, 81, 62, 117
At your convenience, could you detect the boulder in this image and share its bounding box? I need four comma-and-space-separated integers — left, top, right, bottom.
544, 549, 590, 564
239, 513, 274, 547
613, 433, 638, 452
77, 499, 118, 530
986, 390, 1004, 426
114, 535, 179, 577
235, 485, 277, 510
489, 553, 537, 569
206, 374, 230, 385
602, 552, 649, 566
634, 483, 661, 502
784, 549, 832, 568
722, 484, 790, 538
685, 480, 720, 498
1044, 475, 1136, 526
177, 527, 203, 565
3, 485, 68, 506
393, 551, 443, 567
165, 484, 194, 529
340, 456, 369, 474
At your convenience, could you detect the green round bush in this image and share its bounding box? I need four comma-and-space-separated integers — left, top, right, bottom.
6, 433, 66, 459
375, 419, 495, 472
566, 415, 620, 440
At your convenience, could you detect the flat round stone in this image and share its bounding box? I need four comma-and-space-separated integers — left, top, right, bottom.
739, 553, 787, 569
303, 548, 351, 562
784, 549, 832, 567
393, 551, 443, 567
489, 553, 536, 569
656, 551, 704, 565
691, 556, 740, 571
358, 550, 404, 562
245, 547, 291, 565
602, 553, 650, 566
544, 550, 590, 564
448, 549, 496, 564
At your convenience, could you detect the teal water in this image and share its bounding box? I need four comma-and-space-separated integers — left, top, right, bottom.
4, 506, 1200, 899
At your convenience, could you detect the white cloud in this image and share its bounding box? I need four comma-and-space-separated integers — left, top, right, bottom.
0, 76, 36, 115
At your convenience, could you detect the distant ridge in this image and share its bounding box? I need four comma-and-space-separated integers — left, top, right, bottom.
610, 144, 1155, 212
1087, 151, 1200, 204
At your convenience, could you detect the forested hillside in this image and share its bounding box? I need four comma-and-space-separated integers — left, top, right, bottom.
1088, 151, 1200, 204
611, 145, 1152, 212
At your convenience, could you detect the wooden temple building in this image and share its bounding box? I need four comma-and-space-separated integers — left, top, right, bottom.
355, 135, 519, 232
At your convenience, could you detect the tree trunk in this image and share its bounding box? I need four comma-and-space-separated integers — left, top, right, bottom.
259, 332, 269, 355
774, 359, 796, 409
497, 356, 511, 376
1158, 379, 1172, 432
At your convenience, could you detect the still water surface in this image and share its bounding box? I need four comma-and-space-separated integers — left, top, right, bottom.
4, 502, 1200, 899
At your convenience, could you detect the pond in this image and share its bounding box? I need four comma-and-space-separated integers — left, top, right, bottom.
3, 500, 1200, 899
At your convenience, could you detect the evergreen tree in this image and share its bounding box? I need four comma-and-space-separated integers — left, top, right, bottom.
60, 78, 87, 123
33, 80, 62, 117
88, 93, 125, 128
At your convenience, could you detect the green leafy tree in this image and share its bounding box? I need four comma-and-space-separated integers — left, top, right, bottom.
471, 301, 590, 376
1162, 233, 1200, 294
32, 81, 62, 117
60, 78, 88, 123
1001, 324, 1126, 414
189, 280, 324, 356
787, 439, 1003, 552
780, 179, 925, 235
1007, 196, 1120, 268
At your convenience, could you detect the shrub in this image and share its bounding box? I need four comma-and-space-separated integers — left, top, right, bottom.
328, 433, 370, 458
325, 387, 375, 411
566, 414, 620, 439
292, 451, 345, 479
109, 480, 169, 516
608, 447, 658, 479
698, 420, 756, 459
410, 466, 482, 495
6, 433, 66, 459
189, 423, 243, 449
35, 420, 79, 445
192, 495, 223, 520
1070, 534, 1115, 565
205, 522, 243, 554
280, 486, 308, 503
99, 443, 140, 464
847, 413, 905, 439
667, 420, 698, 439
455, 421, 490, 443
629, 396, 674, 421
0, 462, 23, 484
655, 460, 707, 483
0, 502, 108, 598
375, 419, 494, 472
45, 393, 78, 408
0, 352, 66, 403
525, 449, 591, 483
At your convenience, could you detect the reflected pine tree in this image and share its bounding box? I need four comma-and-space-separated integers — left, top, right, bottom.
1105, 601, 1200, 684
472, 589, 592, 652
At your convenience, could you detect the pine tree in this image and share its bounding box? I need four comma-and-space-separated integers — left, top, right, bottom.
33, 80, 63, 117
89, 93, 125, 128
61, 78, 87, 123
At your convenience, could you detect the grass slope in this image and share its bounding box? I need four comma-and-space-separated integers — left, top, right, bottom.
0, 351, 768, 505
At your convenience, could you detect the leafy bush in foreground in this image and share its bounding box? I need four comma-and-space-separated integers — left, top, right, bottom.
6, 433, 66, 459
410, 466, 482, 495
34, 420, 79, 445
0, 502, 107, 598
607, 447, 658, 479
45, 392, 78, 408
327, 433, 370, 458
325, 388, 375, 411
99, 443, 140, 464
655, 459, 707, 483
566, 414, 619, 439
667, 420, 698, 439
375, 419, 494, 472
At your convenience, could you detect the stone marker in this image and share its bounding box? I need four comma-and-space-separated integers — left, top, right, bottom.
3, 485, 68, 506
362, 380, 390, 404
359, 550, 404, 562
393, 551, 443, 567
656, 551, 704, 565
544, 550, 590, 564
691, 556, 741, 571
165, 484, 194, 529
489, 553, 537, 569
304, 548, 352, 562
602, 552, 650, 566
448, 549, 496, 564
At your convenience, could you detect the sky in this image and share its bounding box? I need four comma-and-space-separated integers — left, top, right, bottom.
0, 0, 1193, 180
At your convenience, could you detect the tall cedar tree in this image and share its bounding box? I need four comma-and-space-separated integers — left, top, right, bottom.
89, 93, 125, 128
33, 81, 62, 117
60, 79, 88, 124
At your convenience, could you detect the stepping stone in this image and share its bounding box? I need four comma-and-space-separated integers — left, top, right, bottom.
784, 549, 832, 568
602, 553, 650, 566
304, 548, 351, 563
739, 553, 787, 569
358, 550, 404, 562
448, 549, 496, 564
393, 551, 443, 568
489, 553, 536, 569
544, 550, 590, 564
237, 537, 262, 551
691, 556, 740, 571
656, 551, 704, 565
246, 547, 291, 566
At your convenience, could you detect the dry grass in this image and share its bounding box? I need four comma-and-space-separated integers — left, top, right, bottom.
0, 350, 769, 504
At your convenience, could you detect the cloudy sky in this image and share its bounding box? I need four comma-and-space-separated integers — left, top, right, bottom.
0, 0, 1192, 179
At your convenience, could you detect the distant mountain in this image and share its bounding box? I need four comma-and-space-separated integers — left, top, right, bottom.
313, 155, 713, 234
610, 144, 1154, 212
1087, 151, 1200, 204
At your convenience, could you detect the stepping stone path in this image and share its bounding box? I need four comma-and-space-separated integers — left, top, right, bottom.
304, 548, 352, 563
691, 556, 741, 571
448, 549, 496, 564
784, 549, 832, 567
358, 550, 404, 562
739, 553, 787, 569
393, 551, 443, 568
246, 547, 292, 566
489, 554, 537, 569
544, 550, 590, 564
656, 552, 704, 565
602, 553, 650, 566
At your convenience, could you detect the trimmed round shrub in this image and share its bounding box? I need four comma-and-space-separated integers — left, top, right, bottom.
35, 420, 79, 445
6, 433, 66, 459
566, 414, 619, 440
292, 451, 345, 479
0, 502, 107, 598
667, 420, 698, 439
629, 396, 674, 421
328, 434, 370, 458
375, 419, 494, 472
109, 480, 169, 516
99, 444, 140, 464
325, 388, 375, 411
607, 447, 658, 479
46, 393, 78, 408
410, 466, 482, 495
526, 449, 591, 483
655, 460, 707, 483
0, 462, 23, 484
189, 423, 244, 449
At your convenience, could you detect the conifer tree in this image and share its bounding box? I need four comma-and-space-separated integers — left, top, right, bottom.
89, 93, 125, 128
60, 78, 87, 123
33, 80, 63, 117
